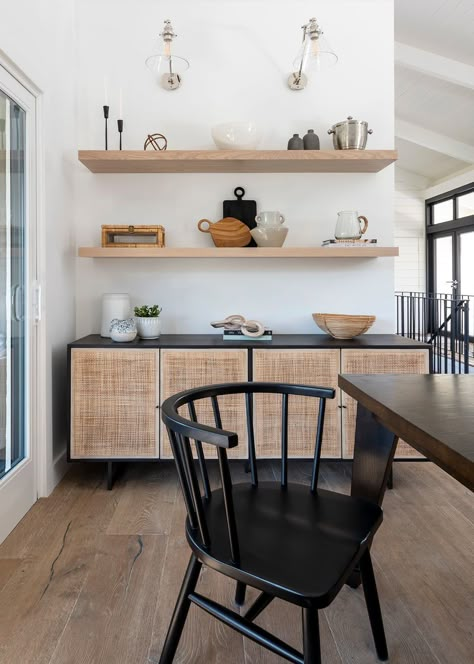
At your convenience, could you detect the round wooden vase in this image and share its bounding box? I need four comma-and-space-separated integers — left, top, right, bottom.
198, 217, 252, 247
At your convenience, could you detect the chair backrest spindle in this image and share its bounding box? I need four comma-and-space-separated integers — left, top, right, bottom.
188, 401, 211, 500
167, 427, 198, 530
245, 392, 258, 486
281, 393, 289, 487
211, 396, 223, 428
311, 398, 326, 492
180, 434, 210, 547
217, 446, 240, 564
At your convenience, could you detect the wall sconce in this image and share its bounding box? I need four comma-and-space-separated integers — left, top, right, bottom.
146, 20, 189, 90
288, 17, 337, 90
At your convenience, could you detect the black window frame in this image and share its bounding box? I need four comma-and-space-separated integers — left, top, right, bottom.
426, 182, 474, 295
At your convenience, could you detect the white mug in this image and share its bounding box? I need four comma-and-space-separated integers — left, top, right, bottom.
255, 211, 285, 226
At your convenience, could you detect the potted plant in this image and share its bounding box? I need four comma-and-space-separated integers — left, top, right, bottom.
134, 304, 162, 339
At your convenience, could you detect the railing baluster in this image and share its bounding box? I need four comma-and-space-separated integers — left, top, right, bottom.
395, 290, 472, 375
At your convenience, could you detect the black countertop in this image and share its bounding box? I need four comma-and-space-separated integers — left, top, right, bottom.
69, 334, 430, 350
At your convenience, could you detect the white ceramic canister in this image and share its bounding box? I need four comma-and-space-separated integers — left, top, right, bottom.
101, 293, 131, 337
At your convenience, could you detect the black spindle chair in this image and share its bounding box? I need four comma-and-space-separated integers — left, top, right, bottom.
160, 382, 390, 664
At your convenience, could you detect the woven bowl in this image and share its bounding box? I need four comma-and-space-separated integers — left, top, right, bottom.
312, 313, 376, 339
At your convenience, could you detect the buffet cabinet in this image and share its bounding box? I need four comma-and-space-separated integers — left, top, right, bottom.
68, 335, 429, 463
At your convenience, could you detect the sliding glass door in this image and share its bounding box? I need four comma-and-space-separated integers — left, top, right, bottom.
0, 65, 37, 543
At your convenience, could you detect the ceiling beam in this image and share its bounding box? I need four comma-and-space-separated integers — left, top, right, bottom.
395, 119, 474, 163
395, 42, 474, 91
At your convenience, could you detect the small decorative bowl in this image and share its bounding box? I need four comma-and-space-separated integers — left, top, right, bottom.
211, 121, 260, 150
110, 318, 137, 343
250, 226, 288, 247
312, 313, 376, 339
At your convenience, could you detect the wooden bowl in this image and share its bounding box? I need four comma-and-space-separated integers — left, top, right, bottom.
312, 313, 376, 339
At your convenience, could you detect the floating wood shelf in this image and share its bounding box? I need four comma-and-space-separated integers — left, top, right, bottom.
78, 246, 399, 258
78, 150, 397, 174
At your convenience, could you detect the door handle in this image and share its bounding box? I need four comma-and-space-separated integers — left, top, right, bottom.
12, 284, 24, 321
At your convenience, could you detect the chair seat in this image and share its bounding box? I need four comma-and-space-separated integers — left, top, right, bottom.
187, 482, 382, 608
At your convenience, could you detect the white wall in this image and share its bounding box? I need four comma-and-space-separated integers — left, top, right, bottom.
0, 1, 76, 494
394, 167, 428, 292
74, 0, 396, 336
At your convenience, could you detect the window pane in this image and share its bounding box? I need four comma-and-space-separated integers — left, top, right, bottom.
0, 90, 27, 480
432, 199, 453, 224
460, 231, 474, 340
457, 192, 474, 219
434, 236, 453, 294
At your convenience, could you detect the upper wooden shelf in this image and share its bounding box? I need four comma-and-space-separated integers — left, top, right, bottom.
78, 149, 398, 174
78, 246, 399, 258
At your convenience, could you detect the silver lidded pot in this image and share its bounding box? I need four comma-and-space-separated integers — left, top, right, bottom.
328, 116, 373, 150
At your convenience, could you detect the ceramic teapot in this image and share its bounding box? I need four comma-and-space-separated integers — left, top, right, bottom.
335, 211, 369, 240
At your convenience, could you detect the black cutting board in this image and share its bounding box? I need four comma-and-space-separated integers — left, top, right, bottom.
223, 187, 257, 247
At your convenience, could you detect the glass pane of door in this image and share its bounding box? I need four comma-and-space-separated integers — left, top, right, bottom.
434, 235, 453, 295
457, 192, 474, 219
0, 89, 26, 480
459, 230, 474, 337
432, 199, 454, 224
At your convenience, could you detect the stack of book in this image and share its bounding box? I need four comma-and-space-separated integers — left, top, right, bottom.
321, 238, 378, 247
223, 329, 273, 341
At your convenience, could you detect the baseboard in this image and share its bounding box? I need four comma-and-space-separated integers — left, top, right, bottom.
42, 449, 69, 497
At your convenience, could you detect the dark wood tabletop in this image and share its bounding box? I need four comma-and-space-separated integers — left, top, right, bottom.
338, 374, 474, 491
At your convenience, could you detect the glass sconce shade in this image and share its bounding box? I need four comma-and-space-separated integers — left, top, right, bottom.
288, 18, 337, 90
146, 54, 190, 90
146, 20, 189, 90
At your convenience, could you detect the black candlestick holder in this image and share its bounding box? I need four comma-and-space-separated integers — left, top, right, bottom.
117, 119, 123, 150
103, 105, 109, 150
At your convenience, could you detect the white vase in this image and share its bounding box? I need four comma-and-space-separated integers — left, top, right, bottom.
135, 317, 161, 339
101, 293, 131, 337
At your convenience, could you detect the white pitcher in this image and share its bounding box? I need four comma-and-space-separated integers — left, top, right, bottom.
335, 211, 369, 240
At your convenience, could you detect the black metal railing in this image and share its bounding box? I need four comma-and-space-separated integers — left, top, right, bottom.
395, 291, 473, 374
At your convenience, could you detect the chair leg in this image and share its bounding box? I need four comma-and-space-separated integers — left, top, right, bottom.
359, 550, 389, 662
302, 607, 321, 664
159, 554, 202, 664
234, 581, 246, 607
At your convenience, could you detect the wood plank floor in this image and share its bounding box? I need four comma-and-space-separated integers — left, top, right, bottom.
0, 461, 472, 664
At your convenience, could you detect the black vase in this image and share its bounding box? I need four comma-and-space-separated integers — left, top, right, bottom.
303, 129, 320, 150
287, 133, 304, 150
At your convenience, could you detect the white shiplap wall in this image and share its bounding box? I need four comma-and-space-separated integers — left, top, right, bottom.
394, 168, 429, 292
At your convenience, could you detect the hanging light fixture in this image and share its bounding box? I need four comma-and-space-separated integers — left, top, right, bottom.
288, 17, 337, 90
146, 20, 189, 90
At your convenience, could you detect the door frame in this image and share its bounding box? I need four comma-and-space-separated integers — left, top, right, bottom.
426, 182, 474, 296
0, 51, 46, 542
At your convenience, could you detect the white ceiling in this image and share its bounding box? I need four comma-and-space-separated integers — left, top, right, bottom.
395, 0, 474, 66
395, 66, 474, 145
395, 137, 469, 181
395, 0, 474, 181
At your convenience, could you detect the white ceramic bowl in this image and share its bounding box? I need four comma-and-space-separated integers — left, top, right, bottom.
211, 121, 260, 150
250, 227, 288, 248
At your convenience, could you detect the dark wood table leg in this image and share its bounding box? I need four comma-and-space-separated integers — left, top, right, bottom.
346, 404, 398, 589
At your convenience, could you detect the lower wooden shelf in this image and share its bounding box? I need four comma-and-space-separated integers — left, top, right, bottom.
78, 246, 399, 258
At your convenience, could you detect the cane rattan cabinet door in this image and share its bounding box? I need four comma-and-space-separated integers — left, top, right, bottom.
70, 348, 159, 459
253, 349, 341, 458
160, 349, 248, 459
341, 349, 429, 458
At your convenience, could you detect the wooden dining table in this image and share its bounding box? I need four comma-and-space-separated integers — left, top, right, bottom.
339, 373, 474, 493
